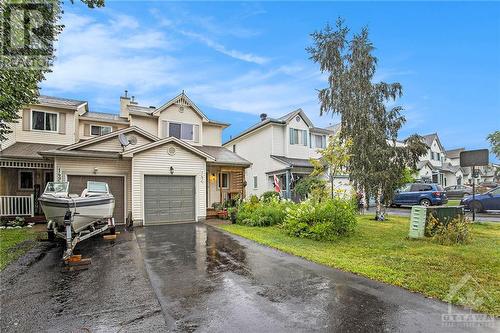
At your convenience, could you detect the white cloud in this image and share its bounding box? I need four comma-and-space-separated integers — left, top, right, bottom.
45, 12, 176, 94
178, 30, 269, 65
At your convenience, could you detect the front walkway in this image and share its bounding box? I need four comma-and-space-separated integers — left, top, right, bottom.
135, 223, 496, 332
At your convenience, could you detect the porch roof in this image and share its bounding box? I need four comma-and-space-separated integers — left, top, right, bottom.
198, 145, 251, 167
0, 142, 64, 160
39, 149, 121, 159
270, 155, 314, 168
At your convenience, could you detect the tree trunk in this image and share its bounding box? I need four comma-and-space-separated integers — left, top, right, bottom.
375, 186, 384, 221
330, 174, 334, 199
360, 186, 368, 215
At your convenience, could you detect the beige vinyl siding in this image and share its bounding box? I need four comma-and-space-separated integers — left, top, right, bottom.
158, 105, 203, 145
131, 143, 206, 224
80, 134, 154, 152
202, 124, 222, 146
78, 120, 128, 140
55, 157, 132, 219
0, 128, 16, 150
14, 106, 77, 145
129, 115, 158, 137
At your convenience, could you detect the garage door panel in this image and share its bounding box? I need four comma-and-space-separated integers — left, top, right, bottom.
144, 175, 195, 224
67, 175, 125, 224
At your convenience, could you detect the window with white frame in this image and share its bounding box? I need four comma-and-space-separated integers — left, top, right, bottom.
253, 176, 258, 189
90, 125, 112, 136
218, 173, 229, 189
289, 128, 307, 146
19, 170, 34, 190
169, 122, 197, 141
32, 110, 57, 132
312, 134, 326, 148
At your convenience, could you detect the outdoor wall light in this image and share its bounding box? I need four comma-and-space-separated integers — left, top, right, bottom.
93, 167, 98, 174
209, 173, 216, 183
170, 166, 174, 174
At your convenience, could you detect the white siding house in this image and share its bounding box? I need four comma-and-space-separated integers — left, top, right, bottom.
223, 110, 342, 200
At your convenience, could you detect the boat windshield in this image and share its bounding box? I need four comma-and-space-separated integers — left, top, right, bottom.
87, 181, 109, 193
44, 182, 69, 194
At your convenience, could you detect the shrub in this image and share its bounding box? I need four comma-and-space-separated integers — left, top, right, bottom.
260, 191, 280, 202
236, 197, 291, 227
281, 197, 357, 241
425, 215, 472, 245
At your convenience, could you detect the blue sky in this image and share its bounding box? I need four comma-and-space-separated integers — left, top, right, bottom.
41, 1, 500, 161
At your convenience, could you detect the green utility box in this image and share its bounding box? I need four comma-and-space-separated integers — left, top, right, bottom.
426, 206, 464, 225
409, 205, 465, 239
409, 206, 427, 238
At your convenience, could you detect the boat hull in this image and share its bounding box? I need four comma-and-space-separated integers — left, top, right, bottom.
39, 196, 115, 233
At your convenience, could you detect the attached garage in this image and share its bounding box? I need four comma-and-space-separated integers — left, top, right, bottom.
144, 175, 195, 224
67, 175, 126, 224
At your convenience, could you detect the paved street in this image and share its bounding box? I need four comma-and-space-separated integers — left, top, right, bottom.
366, 207, 500, 223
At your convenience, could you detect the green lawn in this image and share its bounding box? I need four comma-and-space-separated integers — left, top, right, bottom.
220, 215, 500, 315
446, 199, 461, 206
0, 228, 38, 270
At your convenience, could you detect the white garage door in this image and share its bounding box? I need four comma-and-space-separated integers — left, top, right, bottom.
144, 175, 195, 224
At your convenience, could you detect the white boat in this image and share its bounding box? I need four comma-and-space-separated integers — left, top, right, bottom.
39, 181, 115, 259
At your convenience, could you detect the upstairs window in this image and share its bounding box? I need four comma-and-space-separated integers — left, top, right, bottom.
32, 110, 57, 132
312, 134, 326, 148
290, 128, 307, 146
90, 125, 112, 136
168, 122, 198, 142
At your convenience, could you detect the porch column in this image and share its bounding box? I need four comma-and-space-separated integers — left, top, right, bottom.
285, 170, 291, 199
219, 167, 223, 204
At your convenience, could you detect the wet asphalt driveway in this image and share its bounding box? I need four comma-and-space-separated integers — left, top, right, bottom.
1, 223, 497, 332
135, 223, 497, 333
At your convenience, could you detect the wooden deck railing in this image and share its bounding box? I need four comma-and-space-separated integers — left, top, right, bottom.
0, 195, 34, 217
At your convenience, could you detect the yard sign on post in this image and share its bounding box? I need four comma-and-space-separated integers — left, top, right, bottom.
459, 149, 489, 221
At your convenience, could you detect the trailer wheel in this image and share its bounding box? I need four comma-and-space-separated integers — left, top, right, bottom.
109, 227, 116, 235
47, 230, 55, 242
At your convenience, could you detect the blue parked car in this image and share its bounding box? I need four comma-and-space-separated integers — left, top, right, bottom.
460, 186, 500, 212
392, 183, 448, 207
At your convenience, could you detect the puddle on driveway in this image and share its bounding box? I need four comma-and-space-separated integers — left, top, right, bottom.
135, 223, 403, 332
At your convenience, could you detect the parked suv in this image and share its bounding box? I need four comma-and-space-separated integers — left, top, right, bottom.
392, 183, 448, 207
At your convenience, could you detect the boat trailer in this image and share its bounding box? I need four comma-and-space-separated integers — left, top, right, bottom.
49, 210, 115, 262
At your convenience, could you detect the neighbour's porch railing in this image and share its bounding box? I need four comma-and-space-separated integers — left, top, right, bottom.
0, 195, 34, 217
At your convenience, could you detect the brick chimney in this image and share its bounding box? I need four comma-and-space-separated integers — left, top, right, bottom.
120, 90, 131, 118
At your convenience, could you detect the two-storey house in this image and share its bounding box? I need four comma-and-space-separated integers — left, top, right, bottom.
223, 109, 343, 200
415, 133, 464, 186
0, 92, 250, 225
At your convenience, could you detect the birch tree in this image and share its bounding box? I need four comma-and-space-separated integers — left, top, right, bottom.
308, 19, 426, 220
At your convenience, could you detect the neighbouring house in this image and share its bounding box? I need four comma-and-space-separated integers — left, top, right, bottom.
446, 148, 498, 185
414, 133, 464, 187
0, 92, 250, 224
222, 110, 347, 200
